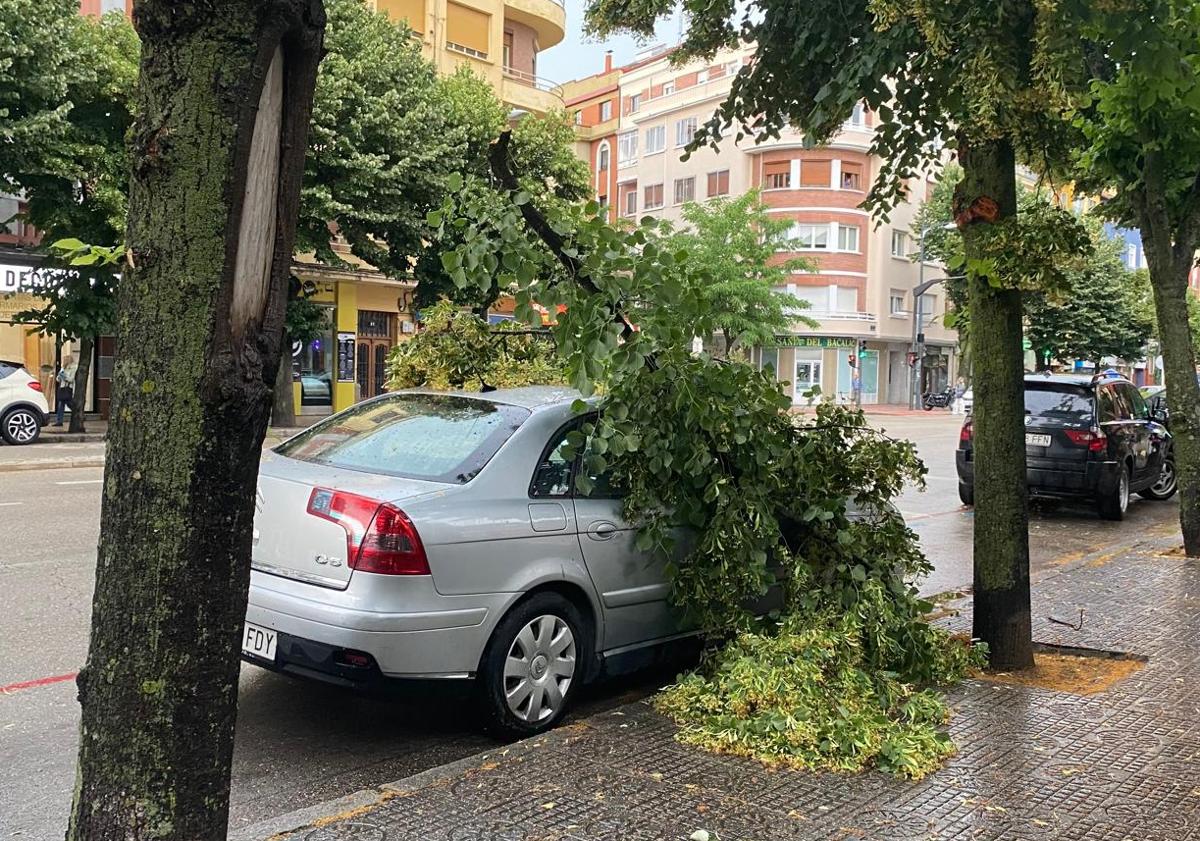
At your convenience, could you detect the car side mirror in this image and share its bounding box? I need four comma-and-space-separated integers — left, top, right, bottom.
1152, 408, 1169, 423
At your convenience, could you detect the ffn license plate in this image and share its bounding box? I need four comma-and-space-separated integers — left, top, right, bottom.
1025, 433, 1052, 448
241, 622, 277, 662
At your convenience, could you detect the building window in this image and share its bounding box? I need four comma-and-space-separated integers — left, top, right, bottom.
799, 159, 832, 187
673, 176, 695, 205
503, 30, 513, 69
574, 110, 583, 126
676, 117, 698, 147
725, 59, 740, 77
889, 289, 907, 315
662, 80, 675, 96
707, 169, 730, 197
919, 294, 938, 317
846, 102, 866, 127
597, 143, 610, 172
837, 224, 859, 252
600, 100, 613, 121
598, 194, 609, 210
891, 229, 909, 258
629, 93, 641, 113
789, 223, 829, 250
644, 183, 665, 210
840, 162, 863, 190
764, 161, 791, 190
446, 1, 490, 58
100, 0, 125, 12
1127, 243, 1138, 268
835, 286, 858, 312
617, 130, 638, 166
624, 189, 638, 217
645, 125, 665, 155
697, 69, 709, 84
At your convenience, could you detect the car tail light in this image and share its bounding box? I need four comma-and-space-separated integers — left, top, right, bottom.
960, 420, 973, 444
306, 488, 430, 575
1064, 428, 1107, 452
27, 381, 42, 392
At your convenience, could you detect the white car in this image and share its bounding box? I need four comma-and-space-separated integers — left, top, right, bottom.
0, 360, 50, 445
962, 387, 973, 414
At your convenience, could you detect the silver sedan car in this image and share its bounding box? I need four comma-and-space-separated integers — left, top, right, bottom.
243, 386, 687, 736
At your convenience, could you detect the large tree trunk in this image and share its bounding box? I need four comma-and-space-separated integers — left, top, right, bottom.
67, 4, 325, 840
958, 138, 1034, 671
68, 335, 94, 433
271, 330, 296, 428
1140, 197, 1200, 555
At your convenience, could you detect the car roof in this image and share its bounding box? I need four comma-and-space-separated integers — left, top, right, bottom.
398, 385, 588, 411
1024, 372, 1132, 388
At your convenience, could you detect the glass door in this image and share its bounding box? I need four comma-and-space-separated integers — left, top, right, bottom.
793, 358, 822, 403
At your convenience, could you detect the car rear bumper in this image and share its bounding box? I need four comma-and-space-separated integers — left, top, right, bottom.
244, 570, 514, 679
956, 450, 1120, 499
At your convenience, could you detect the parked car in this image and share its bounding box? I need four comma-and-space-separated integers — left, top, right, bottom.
1140, 385, 1168, 428
244, 387, 887, 737
0, 360, 49, 445
961, 387, 973, 414
956, 373, 1175, 519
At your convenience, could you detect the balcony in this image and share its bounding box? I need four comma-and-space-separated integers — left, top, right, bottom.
503, 0, 566, 50
501, 68, 565, 114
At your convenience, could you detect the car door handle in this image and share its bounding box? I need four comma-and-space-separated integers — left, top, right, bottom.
586, 521, 619, 540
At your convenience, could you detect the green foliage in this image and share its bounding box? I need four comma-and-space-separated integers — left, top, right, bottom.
11, 239, 121, 341
656, 583, 984, 779
385, 300, 565, 391
285, 296, 330, 346
666, 191, 817, 356
0, 2, 138, 244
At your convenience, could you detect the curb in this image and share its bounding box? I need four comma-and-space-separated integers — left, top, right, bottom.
0, 456, 106, 473
227, 719, 598, 841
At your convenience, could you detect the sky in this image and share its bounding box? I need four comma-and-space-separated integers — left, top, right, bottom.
537, 0, 684, 85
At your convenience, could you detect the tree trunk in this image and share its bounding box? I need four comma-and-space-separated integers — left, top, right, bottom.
69, 335, 94, 433
67, 4, 325, 840
957, 138, 1034, 671
1141, 221, 1200, 555
271, 330, 296, 428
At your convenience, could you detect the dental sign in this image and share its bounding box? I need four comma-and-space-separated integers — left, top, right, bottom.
1, 262, 41, 294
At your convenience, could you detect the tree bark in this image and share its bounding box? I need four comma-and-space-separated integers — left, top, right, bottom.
271, 330, 296, 428
958, 138, 1035, 671
69, 335, 94, 434
67, 3, 325, 840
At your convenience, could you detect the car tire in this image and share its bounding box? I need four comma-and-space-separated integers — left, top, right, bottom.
1, 407, 42, 445
958, 481, 974, 506
1139, 455, 1178, 501
1098, 465, 1131, 521
476, 592, 590, 739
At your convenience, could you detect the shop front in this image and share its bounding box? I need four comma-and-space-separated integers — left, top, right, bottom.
754, 335, 880, 405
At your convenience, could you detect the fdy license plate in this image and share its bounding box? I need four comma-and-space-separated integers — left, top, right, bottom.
1025, 433, 1052, 448
241, 622, 277, 662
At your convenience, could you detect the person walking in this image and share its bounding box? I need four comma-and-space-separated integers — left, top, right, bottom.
54, 355, 76, 427
951, 376, 967, 415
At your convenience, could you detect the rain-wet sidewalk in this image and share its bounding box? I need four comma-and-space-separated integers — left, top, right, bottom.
239, 537, 1200, 841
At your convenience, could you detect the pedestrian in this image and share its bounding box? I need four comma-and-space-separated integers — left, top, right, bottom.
952, 376, 966, 415
54, 355, 76, 427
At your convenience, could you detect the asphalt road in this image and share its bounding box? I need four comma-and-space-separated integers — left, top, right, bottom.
0, 414, 1181, 838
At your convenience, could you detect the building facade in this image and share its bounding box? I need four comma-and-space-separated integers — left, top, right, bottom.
565, 45, 958, 405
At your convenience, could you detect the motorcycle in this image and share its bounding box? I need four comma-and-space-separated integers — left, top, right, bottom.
923, 387, 954, 410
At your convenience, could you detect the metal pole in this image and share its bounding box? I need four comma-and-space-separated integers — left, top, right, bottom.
909, 229, 927, 409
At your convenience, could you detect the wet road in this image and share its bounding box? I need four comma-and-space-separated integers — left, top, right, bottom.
0, 415, 1181, 838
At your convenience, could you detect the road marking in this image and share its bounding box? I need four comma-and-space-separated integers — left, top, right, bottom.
0, 501, 22, 507
900, 507, 971, 522
0, 672, 78, 695
54, 479, 103, 486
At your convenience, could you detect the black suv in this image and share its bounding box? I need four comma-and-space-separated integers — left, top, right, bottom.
956, 373, 1175, 520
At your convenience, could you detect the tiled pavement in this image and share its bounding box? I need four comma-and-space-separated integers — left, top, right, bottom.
257, 540, 1200, 841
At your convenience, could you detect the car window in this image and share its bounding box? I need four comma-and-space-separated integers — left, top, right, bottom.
1123, 384, 1149, 419
574, 438, 620, 499
530, 422, 580, 498
276, 393, 530, 483
1026, 385, 1095, 423
0, 361, 18, 379
1109, 385, 1133, 420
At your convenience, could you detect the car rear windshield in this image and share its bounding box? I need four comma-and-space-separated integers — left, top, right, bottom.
0, 361, 19, 379
1025, 384, 1094, 423
275, 393, 531, 483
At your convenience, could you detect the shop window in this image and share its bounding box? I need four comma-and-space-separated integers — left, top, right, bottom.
296, 307, 334, 407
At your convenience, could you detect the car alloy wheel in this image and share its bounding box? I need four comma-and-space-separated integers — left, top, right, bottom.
3, 409, 40, 444
1146, 458, 1178, 499
1117, 470, 1129, 514
503, 614, 576, 724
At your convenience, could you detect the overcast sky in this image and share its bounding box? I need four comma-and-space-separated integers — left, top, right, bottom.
537, 0, 684, 85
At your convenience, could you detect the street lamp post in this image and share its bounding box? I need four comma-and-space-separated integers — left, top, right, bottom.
908, 223, 958, 409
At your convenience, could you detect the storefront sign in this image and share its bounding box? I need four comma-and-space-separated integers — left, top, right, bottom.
336, 332, 356, 383
773, 335, 857, 349
0, 292, 41, 321
1, 261, 42, 294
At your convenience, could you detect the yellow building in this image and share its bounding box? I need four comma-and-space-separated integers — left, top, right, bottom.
288, 0, 568, 419
373, 0, 566, 115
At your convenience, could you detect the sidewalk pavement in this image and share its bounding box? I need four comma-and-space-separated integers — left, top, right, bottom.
237, 536, 1200, 841
0, 424, 311, 472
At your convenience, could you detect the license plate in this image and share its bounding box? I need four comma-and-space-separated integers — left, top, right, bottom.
1026, 433, 1052, 447
241, 622, 277, 662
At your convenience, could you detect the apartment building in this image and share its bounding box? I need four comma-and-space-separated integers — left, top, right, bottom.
565, 45, 958, 405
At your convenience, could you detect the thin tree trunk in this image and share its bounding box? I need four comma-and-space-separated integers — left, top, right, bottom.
958, 138, 1034, 671
1142, 226, 1200, 555
69, 335, 94, 433
67, 4, 325, 840
271, 330, 296, 428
